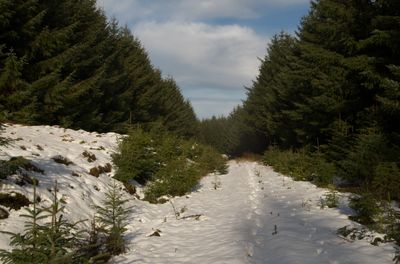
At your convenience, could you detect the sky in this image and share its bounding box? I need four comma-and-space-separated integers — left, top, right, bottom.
96, 0, 311, 119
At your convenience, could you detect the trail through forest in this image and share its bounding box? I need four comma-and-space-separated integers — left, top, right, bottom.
0, 125, 396, 263
116, 161, 395, 263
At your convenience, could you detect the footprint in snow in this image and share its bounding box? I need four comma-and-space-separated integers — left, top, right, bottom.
245, 242, 254, 257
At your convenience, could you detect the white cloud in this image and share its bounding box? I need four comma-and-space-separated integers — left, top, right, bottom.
95, 0, 309, 117
134, 21, 266, 90
97, 0, 310, 23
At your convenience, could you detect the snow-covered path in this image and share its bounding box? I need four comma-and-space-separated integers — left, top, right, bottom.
117, 161, 395, 264
0, 125, 395, 263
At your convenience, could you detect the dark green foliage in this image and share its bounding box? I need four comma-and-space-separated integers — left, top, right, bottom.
0, 183, 85, 264
0, 0, 197, 137
0, 156, 41, 180
41, 184, 85, 260
0, 185, 48, 264
264, 147, 335, 186
145, 158, 200, 203
198, 106, 266, 156
192, 144, 228, 176
199, 0, 400, 215
112, 128, 157, 184
320, 190, 339, 209
73, 218, 111, 264
338, 127, 388, 184
95, 181, 132, 256
372, 162, 400, 201
349, 193, 382, 225
113, 127, 227, 202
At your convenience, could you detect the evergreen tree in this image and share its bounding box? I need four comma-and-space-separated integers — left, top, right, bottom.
0, 0, 199, 136
0, 183, 84, 263
95, 181, 132, 256
0, 185, 47, 263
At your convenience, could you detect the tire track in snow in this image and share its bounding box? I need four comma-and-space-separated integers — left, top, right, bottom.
240, 162, 395, 264
113, 161, 395, 264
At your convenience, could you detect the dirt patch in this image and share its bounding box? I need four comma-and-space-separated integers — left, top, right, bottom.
89, 163, 112, 177
82, 150, 96, 162
0, 192, 30, 210
52, 155, 74, 166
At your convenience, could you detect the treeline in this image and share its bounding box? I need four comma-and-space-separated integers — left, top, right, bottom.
200, 0, 400, 198
0, 0, 197, 137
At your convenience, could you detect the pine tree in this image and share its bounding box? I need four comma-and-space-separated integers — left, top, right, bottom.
0, 50, 32, 121
0, 184, 47, 263
0, 183, 85, 264
41, 183, 84, 261
95, 181, 132, 256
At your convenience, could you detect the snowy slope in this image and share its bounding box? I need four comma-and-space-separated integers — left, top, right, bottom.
0, 124, 122, 251
0, 124, 397, 263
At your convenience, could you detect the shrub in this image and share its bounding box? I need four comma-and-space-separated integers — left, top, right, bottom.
349, 193, 382, 225
192, 144, 228, 176
145, 158, 200, 203
309, 155, 336, 186
95, 181, 132, 256
113, 127, 227, 202
320, 190, 339, 208
339, 127, 387, 184
372, 162, 400, 201
0, 184, 85, 264
112, 128, 158, 184
263, 147, 335, 186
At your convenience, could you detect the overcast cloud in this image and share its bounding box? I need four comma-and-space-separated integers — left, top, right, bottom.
96, 0, 310, 118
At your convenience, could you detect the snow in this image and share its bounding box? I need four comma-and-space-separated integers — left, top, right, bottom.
0, 124, 397, 263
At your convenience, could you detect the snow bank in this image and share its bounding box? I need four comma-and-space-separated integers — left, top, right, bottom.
0, 124, 397, 263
